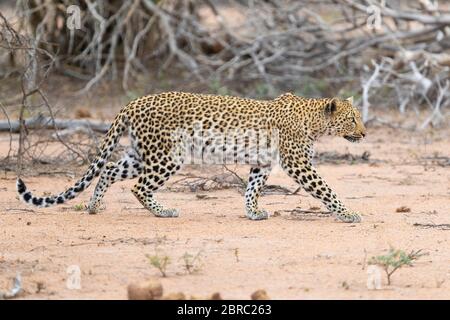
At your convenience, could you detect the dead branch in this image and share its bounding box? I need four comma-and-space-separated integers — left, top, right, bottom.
362, 59, 384, 122
314, 150, 372, 165
413, 223, 450, 230
0, 116, 110, 133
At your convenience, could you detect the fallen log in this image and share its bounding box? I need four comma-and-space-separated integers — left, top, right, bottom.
0, 115, 110, 133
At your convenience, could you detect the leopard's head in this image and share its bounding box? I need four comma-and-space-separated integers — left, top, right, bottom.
324, 97, 366, 142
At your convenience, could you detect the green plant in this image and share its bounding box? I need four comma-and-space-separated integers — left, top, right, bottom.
146, 253, 171, 277
368, 247, 426, 285
73, 203, 84, 211
181, 250, 203, 274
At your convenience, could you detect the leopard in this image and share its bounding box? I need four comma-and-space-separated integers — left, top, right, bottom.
16, 91, 366, 223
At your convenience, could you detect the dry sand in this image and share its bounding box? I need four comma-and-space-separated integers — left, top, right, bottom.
0, 125, 449, 299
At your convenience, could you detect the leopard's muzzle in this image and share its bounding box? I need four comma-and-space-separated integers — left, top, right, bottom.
344, 134, 365, 143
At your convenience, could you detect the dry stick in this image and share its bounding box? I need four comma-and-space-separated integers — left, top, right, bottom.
0, 102, 13, 160
17, 49, 39, 175
17, 94, 26, 175
361, 59, 384, 123
413, 223, 450, 230
222, 165, 246, 187
123, 16, 156, 90
420, 79, 449, 130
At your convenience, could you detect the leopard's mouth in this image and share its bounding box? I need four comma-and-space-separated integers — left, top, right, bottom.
344, 135, 363, 143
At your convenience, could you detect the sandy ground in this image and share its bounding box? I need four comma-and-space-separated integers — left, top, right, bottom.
0, 125, 449, 300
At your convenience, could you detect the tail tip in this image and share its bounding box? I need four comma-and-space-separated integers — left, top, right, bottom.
16, 178, 26, 194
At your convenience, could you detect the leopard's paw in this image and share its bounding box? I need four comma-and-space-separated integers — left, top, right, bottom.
86, 201, 106, 214
246, 208, 269, 221
336, 210, 362, 223
154, 208, 179, 218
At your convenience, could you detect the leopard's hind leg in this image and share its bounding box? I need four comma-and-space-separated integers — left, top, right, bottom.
245, 166, 271, 220
131, 156, 183, 218
87, 149, 143, 214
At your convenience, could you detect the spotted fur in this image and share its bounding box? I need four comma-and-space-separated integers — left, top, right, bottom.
16, 92, 366, 222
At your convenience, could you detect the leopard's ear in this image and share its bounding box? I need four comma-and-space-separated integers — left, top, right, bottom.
346, 96, 354, 105
324, 98, 337, 117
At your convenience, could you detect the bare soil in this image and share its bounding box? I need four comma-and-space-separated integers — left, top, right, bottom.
0, 124, 449, 300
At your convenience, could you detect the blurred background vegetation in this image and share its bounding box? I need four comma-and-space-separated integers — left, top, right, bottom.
0, 0, 449, 168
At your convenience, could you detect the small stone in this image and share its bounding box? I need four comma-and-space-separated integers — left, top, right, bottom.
396, 206, 411, 213
251, 289, 270, 300
210, 292, 223, 300
127, 279, 163, 300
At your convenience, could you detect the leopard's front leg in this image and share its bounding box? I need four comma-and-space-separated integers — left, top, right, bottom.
279, 142, 361, 223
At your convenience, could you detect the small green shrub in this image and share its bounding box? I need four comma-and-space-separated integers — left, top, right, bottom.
146, 253, 171, 277
368, 247, 426, 285
73, 203, 84, 211
181, 250, 203, 274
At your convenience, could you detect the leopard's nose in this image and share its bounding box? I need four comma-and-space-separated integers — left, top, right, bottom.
361, 132, 366, 137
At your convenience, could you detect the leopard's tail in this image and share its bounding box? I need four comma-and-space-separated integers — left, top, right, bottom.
16, 111, 128, 208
